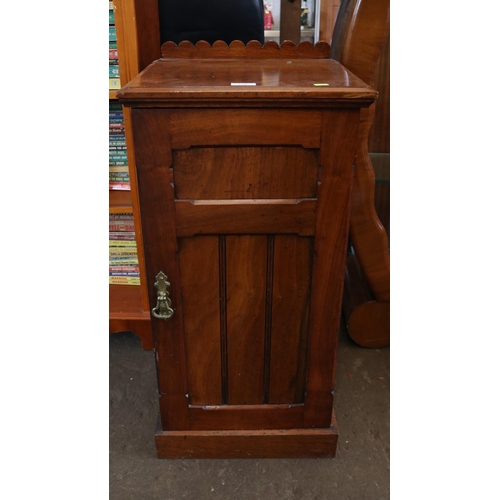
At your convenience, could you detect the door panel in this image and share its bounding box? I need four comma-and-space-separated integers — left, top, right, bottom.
173, 146, 319, 200
269, 235, 313, 404
178, 236, 222, 405
131, 107, 360, 431
225, 235, 268, 405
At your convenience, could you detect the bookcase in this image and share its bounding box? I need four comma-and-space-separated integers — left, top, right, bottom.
108, 0, 161, 349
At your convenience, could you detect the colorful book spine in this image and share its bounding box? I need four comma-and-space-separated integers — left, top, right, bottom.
109, 266, 140, 272
109, 213, 140, 286
109, 213, 134, 220
109, 276, 141, 285
109, 4, 120, 88
109, 233, 136, 240
109, 78, 121, 90
109, 223, 135, 231
109, 102, 129, 188
109, 182, 131, 190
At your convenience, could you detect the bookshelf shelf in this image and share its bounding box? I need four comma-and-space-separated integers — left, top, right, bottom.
109, 190, 133, 213
109, 284, 153, 350
109, 284, 150, 320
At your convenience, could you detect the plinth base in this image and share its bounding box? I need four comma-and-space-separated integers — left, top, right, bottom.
155, 412, 338, 459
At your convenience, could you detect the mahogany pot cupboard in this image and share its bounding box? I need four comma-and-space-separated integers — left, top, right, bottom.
117, 40, 377, 459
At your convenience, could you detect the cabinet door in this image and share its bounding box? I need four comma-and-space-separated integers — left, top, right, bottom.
131, 107, 359, 431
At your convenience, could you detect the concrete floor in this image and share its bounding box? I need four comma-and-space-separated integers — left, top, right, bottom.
109, 319, 389, 499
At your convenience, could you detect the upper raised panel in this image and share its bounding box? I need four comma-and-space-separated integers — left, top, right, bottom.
173, 147, 319, 200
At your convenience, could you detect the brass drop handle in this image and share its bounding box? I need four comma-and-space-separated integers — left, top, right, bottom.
151, 271, 174, 320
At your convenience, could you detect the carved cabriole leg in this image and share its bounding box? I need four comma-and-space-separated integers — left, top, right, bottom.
344, 103, 390, 347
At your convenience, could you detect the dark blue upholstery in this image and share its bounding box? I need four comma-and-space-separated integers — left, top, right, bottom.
158, 0, 265, 45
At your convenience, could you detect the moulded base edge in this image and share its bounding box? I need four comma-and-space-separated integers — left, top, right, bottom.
154, 411, 338, 459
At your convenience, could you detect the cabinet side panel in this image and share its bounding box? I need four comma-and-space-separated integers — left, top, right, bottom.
269, 236, 313, 404
178, 237, 222, 405
303, 109, 360, 427
226, 236, 267, 404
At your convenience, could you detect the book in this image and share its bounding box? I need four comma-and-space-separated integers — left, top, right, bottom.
109, 227, 135, 234
109, 154, 128, 161
109, 213, 134, 220
109, 224, 135, 230
109, 182, 131, 190
109, 247, 137, 259
109, 239, 137, 247
109, 276, 141, 285
109, 266, 140, 272
109, 169, 129, 175
109, 260, 138, 266
110, 250, 137, 257
109, 175, 129, 183
109, 222, 135, 230
109, 233, 136, 240
109, 271, 140, 277
109, 176, 131, 183
109, 78, 121, 90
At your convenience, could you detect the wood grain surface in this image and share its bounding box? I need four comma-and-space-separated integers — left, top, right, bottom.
226, 236, 267, 405
173, 147, 319, 200
119, 41, 375, 455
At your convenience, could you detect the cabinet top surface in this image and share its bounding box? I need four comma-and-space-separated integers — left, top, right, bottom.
117, 47, 377, 107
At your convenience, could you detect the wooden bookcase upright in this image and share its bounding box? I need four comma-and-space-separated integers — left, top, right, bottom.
108, 0, 160, 349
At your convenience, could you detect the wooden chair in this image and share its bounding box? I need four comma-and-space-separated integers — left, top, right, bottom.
331, 0, 390, 348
